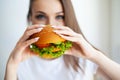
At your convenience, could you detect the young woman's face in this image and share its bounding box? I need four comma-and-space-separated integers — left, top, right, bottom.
31, 0, 65, 26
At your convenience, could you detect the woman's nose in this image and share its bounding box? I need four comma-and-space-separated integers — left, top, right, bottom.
47, 18, 57, 26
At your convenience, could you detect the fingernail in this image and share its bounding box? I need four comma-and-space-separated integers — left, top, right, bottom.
39, 24, 45, 27
38, 28, 43, 31
53, 30, 58, 33
52, 25, 55, 27
35, 37, 39, 41
30, 45, 33, 48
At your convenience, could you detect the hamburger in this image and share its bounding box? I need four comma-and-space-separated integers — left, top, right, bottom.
30, 25, 72, 59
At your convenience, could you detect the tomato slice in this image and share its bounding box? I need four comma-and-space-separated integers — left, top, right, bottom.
37, 44, 50, 48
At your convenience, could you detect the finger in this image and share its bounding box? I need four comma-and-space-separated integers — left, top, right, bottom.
56, 33, 79, 43
52, 26, 66, 30
52, 26, 73, 32
54, 29, 77, 37
53, 26, 76, 35
30, 50, 39, 56
27, 24, 45, 31
19, 24, 44, 42
20, 28, 43, 42
22, 37, 39, 48
21, 47, 39, 62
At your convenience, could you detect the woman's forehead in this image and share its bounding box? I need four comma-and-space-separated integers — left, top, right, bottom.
32, 0, 63, 13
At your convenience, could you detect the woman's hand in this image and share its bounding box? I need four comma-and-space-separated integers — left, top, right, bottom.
53, 26, 120, 80
7, 25, 43, 67
53, 26, 96, 59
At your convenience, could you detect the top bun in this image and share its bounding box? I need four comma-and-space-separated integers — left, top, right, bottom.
31, 25, 65, 45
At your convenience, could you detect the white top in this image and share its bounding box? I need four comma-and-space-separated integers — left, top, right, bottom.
17, 56, 98, 80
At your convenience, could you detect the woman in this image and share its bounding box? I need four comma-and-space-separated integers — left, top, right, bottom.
4, 0, 120, 80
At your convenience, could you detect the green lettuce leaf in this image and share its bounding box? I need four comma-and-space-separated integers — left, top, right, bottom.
30, 41, 72, 58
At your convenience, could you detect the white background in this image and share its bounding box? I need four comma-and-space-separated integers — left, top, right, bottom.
0, 0, 120, 80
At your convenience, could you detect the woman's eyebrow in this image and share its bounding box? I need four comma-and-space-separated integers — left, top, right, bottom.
35, 11, 64, 15
56, 11, 64, 14
36, 11, 46, 14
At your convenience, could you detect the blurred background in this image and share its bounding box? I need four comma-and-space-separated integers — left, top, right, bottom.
0, 0, 120, 80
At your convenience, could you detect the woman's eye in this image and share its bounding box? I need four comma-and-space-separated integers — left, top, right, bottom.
35, 15, 46, 20
56, 15, 64, 20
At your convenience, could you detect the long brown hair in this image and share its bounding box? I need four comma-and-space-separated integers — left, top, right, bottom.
27, 0, 85, 72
